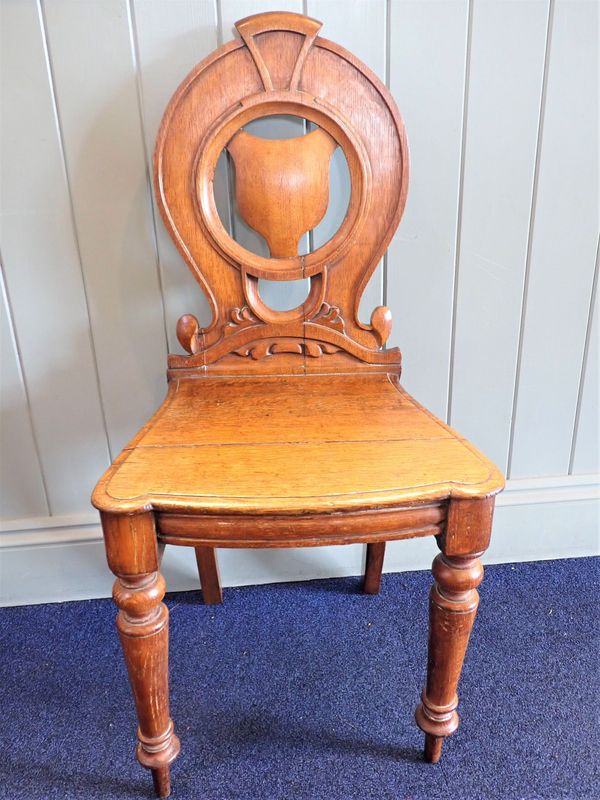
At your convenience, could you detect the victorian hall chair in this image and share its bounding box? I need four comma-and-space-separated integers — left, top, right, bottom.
92, 11, 504, 798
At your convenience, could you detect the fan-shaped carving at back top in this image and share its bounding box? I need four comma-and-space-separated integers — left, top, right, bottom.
154, 10, 409, 376
228, 127, 337, 257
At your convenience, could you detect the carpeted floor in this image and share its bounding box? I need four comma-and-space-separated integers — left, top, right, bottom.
1, 557, 598, 800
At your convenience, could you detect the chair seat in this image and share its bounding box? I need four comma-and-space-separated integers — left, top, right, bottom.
93, 373, 504, 518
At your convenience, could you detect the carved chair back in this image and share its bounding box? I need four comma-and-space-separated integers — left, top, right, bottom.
154, 11, 409, 376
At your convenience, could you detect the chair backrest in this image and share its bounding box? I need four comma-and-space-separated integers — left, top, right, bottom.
154, 11, 409, 377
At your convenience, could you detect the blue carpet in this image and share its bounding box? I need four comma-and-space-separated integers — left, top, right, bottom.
1, 557, 598, 800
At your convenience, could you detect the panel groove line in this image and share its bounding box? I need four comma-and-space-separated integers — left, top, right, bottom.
39, 0, 114, 464
0, 257, 50, 517
126, 0, 170, 357
506, 0, 555, 478
381, 0, 392, 310
133, 0, 223, 347
509, 0, 599, 477
448, 0, 550, 471
42, 0, 172, 457
446, 0, 474, 425
387, 0, 470, 419
569, 235, 599, 474
2, 0, 597, 525
216, 0, 224, 47
1, 0, 113, 514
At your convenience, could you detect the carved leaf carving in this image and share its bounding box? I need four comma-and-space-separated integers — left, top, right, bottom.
234, 338, 340, 360
228, 306, 259, 327
312, 302, 345, 333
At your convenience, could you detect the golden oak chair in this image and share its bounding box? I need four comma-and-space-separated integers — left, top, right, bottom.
92, 12, 504, 798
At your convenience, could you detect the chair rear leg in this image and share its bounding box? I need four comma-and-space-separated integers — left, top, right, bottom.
363, 542, 386, 594
195, 547, 223, 604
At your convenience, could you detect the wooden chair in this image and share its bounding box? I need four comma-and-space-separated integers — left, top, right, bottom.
92, 12, 504, 798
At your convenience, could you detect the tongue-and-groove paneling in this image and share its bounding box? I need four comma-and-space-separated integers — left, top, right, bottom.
1, 1, 597, 555
448, 0, 550, 471
0, 0, 110, 514
508, 0, 599, 478
387, 0, 468, 420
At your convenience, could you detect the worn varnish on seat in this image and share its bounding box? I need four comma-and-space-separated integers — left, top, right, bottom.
97, 374, 501, 517
92, 11, 504, 798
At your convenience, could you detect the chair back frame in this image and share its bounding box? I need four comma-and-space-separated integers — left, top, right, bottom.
154, 11, 410, 377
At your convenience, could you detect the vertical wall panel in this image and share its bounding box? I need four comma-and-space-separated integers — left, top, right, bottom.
571, 249, 599, 475
43, 0, 168, 455
0, 0, 110, 515
387, 0, 468, 419
449, 0, 549, 470
307, 0, 387, 321
510, 0, 599, 477
133, 0, 220, 348
306, 0, 386, 82
0, 269, 48, 519
1, 0, 598, 539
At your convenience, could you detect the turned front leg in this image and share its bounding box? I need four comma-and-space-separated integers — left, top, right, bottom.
113, 572, 180, 797
415, 553, 483, 763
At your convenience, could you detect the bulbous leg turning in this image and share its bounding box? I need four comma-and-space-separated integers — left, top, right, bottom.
114, 572, 180, 797
415, 553, 484, 762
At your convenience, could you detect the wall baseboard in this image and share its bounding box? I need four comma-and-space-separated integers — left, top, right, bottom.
1, 476, 598, 607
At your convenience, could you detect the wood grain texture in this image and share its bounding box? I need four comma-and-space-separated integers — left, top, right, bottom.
93, 374, 503, 517
221, 1, 307, 263
157, 504, 445, 549
450, 0, 549, 471
113, 569, 180, 797
154, 11, 408, 374
194, 547, 223, 604
363, 541, 386, 594
3, 0, 597, 532
415, 551, 484, 763
220, 0, 303, 41
510, 0, 599, 477
228, 127, 336, 257
94, 12, 505, 795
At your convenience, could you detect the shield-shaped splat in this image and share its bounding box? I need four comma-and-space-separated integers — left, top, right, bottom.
227, 127, 337, 257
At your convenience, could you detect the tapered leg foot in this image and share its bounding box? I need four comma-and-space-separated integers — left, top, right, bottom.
363, 542, 386, 594
424, 733, 443, 764
195, 546, 223, 604
113, 572, 180, 795
151, 766, 172, 798
415, 553, 484, 761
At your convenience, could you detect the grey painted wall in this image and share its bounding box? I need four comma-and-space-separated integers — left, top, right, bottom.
0, 0, 598, 604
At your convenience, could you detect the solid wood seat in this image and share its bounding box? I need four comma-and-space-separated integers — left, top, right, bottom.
94, 374, 502, 520
92, 11, 504, 799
